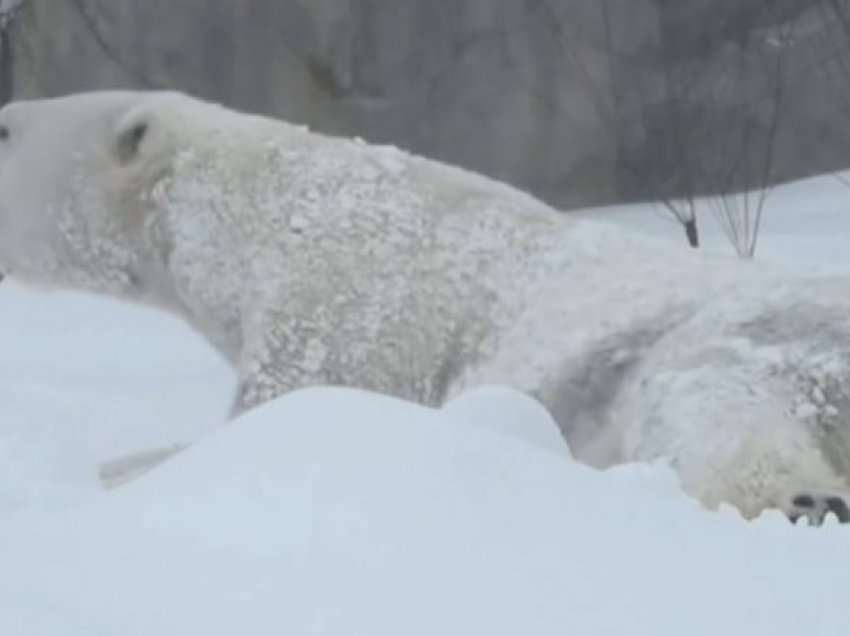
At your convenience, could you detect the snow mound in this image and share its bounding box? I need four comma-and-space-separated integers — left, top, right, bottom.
1, 387, 849, 636
442, 384, 569, 454
0, 281, 234, 516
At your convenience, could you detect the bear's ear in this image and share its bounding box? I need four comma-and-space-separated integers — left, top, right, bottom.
113, 106, 153, 165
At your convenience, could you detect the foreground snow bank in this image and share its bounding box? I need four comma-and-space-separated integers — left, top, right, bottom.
1, 387, 849, 636
0, 281, 234, 515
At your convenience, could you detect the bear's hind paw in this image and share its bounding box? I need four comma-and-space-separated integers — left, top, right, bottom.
786, 493, 850, 526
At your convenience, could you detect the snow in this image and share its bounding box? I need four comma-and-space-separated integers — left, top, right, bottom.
442, 384, 569, 454
586, 172, 850, 273
3, 387, 850, 636
0, 281, 234, 514
2, 171, 850, 634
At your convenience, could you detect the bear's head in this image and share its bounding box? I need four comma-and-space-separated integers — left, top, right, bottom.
0, 91, 184, 300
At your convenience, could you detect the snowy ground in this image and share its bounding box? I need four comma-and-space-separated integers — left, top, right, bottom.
2, 172, 850, 635
585, 172, 850, 273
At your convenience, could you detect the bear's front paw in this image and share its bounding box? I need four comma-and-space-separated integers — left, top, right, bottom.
786, 493, 850, 526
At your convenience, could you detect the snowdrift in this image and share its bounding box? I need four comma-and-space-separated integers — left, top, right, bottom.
2, 386, 849, 636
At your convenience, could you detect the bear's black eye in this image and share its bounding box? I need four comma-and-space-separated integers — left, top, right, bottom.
129, 123, 146, 145
0, 125, 9, 141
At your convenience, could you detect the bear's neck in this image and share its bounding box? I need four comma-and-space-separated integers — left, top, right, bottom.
143, 188, 250, 367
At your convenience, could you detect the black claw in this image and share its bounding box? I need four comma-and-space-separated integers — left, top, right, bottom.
788, 493, 850, 526
826, 497, 850, 523
792, 495, 815, 509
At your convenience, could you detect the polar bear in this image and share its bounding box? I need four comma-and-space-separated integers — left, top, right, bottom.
1, 90, 849, 524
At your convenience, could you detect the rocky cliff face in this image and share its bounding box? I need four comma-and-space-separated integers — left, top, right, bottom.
5, 0, 847, 209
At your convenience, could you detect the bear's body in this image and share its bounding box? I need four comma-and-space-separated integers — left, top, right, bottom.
1, 90, 849, 523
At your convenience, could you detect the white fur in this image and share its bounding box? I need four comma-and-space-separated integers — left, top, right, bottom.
2, 90, 850, 521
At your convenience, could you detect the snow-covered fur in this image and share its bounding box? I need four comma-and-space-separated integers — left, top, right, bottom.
1, 90, 849, 522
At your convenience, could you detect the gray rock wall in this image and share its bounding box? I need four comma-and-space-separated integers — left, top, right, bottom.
5, 0, 849, 209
